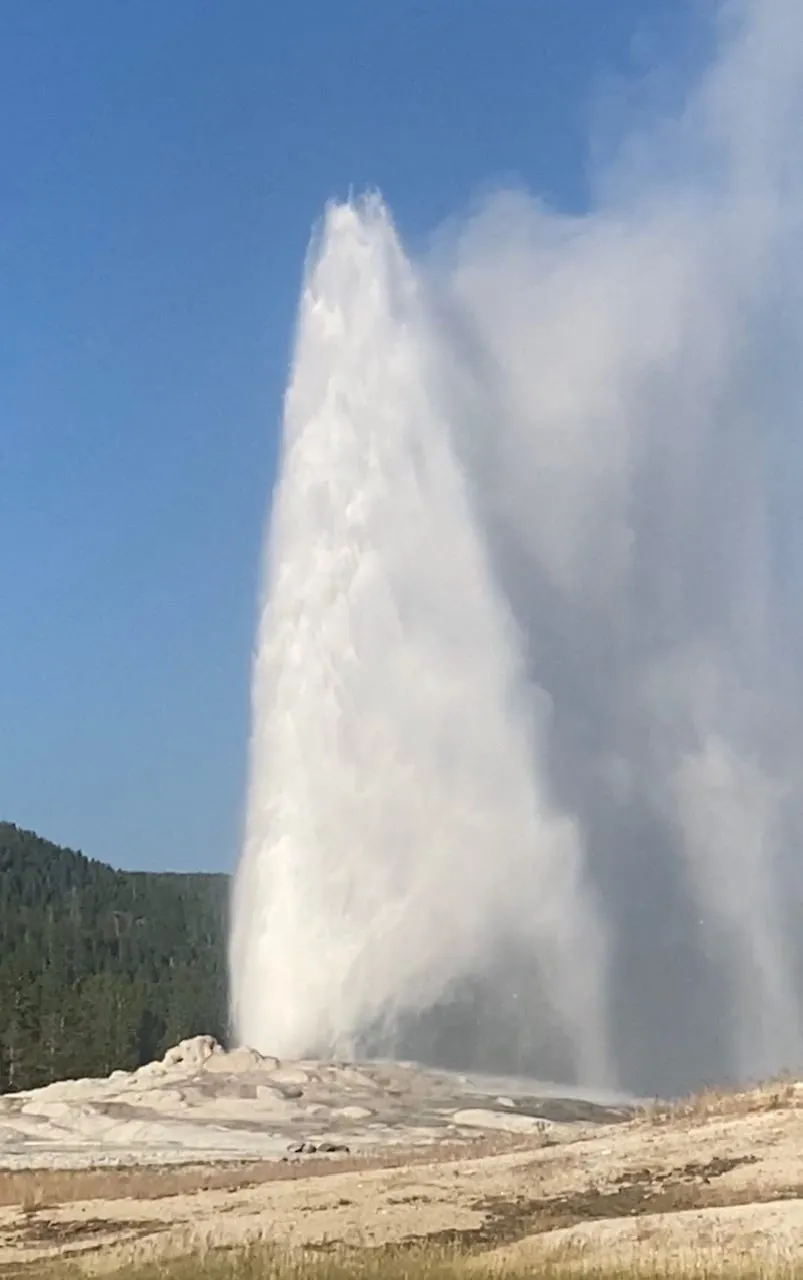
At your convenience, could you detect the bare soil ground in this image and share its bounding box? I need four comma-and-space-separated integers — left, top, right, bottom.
2, 1079, 803, 1275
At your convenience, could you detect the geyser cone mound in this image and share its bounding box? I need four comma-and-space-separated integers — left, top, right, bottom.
229, 196, 610, 1083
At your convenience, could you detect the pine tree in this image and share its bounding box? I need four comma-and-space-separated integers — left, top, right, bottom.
0, 822, 228, 1091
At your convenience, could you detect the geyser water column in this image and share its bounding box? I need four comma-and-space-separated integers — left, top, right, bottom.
229, 197, 611, 1085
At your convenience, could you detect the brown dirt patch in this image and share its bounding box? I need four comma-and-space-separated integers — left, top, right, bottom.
396, 1153, 782, 1253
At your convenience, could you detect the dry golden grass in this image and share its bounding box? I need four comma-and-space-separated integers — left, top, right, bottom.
0, 1135, 535, 1210
24, 1240, 803, 1280
639, 1074, 800, 1126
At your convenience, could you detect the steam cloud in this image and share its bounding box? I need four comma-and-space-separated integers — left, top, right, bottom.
231, 0, 803, 1095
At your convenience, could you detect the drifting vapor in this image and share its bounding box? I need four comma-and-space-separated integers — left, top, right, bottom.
231, 0, 803, 1095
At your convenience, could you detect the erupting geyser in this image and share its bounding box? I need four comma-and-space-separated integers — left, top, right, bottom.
231, 0, 803, 1096
229, 198, 611, 1086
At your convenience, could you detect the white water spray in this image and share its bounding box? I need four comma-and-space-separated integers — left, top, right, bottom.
229, 201, 610, 1083
231, 0, 803, 1095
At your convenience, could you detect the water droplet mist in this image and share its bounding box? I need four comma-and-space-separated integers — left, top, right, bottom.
230, 0, 803, 1096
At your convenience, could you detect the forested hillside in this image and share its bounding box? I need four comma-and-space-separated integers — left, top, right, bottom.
0, 822, 228, 1092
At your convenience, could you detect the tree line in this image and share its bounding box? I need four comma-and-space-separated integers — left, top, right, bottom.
0, 822, 228, 1092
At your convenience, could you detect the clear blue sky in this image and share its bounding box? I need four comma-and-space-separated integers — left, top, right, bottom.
1, 0, 700, 872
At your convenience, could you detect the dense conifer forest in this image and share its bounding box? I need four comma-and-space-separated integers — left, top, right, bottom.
0, 822, 228, 1092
